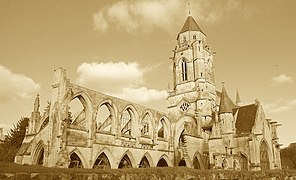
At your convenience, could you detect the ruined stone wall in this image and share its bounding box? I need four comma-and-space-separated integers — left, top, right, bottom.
16, 68, 174, 169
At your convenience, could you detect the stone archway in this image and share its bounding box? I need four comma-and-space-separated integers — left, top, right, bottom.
193, 157, 201, 169
33, 141, 45, 165
178, 159, 186, 166
260, 141, 270, 170
93, 152, 111, 169
156, 158, 168, 167
69, 153, 83, 168
118, 154, 132, 169
240, 154, 248, 171
36, 147, 44, 165
139, 156, 150, 168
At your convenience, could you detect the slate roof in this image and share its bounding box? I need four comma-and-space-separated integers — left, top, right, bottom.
219, 85, 236, 114
179, 16, 203, 34
235, 104, 258, 135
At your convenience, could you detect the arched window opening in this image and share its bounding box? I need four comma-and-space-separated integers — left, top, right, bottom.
158, 119, 166, 139
157, 158, 168, 167
233, 160, 237, 170
181, 59, 188, 81
178, 159, 186, 166
118, 155, 132, 169
68, 97, 85, 126
121, 108, 133, 136
183, 36, 186, 43
96, 104, 112, 132
222, 159, 227, 169
69, 153, 83, 168
260, 141, 270, 170
193, 157, 201, 169
93, 153, 111, 169
139, 156, 150, 168
36, 147, 44, 165
240, 154, 248, 171
141, 113, 150, 137
178, 130, 185, 146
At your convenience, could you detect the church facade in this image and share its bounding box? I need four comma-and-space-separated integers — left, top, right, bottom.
15, 16, 281, 171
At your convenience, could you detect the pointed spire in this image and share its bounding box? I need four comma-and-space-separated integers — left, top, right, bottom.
219, 82, 234, 114
33, 94, 40, 112
179, 16, 203, 34
236, 89, 241, 106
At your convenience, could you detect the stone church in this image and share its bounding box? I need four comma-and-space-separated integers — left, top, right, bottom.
15, 15, 281, 171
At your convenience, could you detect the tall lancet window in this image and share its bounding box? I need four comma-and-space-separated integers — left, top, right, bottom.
181, 58, 188, 81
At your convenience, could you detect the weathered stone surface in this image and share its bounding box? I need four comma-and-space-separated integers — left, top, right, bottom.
15, 15, 281, 173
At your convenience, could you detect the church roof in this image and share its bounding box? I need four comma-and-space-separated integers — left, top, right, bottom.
179, 16, 203, 34
219, 84, 236, 114
235, 104, 258, 135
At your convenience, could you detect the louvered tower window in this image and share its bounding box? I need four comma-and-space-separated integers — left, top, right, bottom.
181, 59, 188, 81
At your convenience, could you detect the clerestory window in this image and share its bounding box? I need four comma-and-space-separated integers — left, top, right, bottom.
121, 109, 132, 136
141, 113, 150, 136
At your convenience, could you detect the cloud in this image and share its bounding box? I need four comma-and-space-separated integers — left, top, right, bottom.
272, 74, 294, 85
263, 98, 296, 114
288, 99, 296, 106
115, 87, 166, 103
93, 0, 248, 33
93, 0, 181, 33
76, 62, 166, 104
0, 65, 40, 102
93, 12, 109, 32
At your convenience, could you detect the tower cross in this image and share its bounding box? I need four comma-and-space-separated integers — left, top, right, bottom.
188, 1, 191, 16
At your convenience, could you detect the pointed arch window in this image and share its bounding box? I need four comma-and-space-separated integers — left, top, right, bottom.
36, 147, 44, 165
141, 113, 150, 137
96, 103, 112, 132
181, 58, 188, 81
139, 156, 150, 168
157, 158, 168, 167
69, 153, 83, 168
260, 141, 270, 170
93, 153, 111, 169
118, 155, 132, 168
183, 36, 187, 43
158, 118, 167, 139
121, 108, 132, 136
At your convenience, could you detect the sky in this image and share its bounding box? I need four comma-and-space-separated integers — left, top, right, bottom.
0, 0, 295, 147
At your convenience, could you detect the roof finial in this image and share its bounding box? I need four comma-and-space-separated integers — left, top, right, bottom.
188, 1, 191, 16
34, 94, 40, 112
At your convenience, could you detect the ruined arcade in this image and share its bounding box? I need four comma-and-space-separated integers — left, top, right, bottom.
15, 16, 281, 171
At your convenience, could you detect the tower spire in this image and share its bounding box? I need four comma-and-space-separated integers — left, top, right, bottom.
219, 82, 234, 114
34, 94, 40, 112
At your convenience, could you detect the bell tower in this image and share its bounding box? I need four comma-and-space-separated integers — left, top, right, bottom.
167, 15, 217, 125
